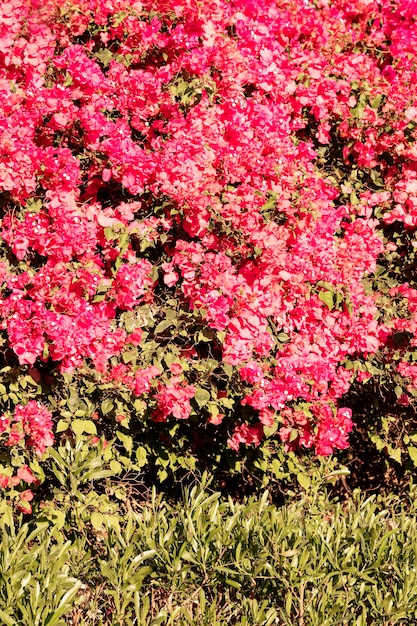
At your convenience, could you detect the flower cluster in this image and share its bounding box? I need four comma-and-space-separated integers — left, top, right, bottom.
1, 0, 417, 494
1, 401, 53, 456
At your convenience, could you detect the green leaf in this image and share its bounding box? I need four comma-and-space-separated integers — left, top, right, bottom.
316, 281, 334, 291
394, 385, 403, 398
350, 191, 359, 205
261, 196, 276, 211
44, 508, 66, 530
319, 290, 334, 309
352, 104, 365, 119
44, 581, 83, 626
285, 592, 292, 617
104, 226, 114, 240
83, 420, 97, 435
154, 319, 174, 334
101, 399, 114, 415
56, 419, 69, 433
194, 388, 210, 408
117, 431, 133, 453
371, 94, 383, 109
165, 309, 178, 320
149, 616, 167, 626
277, 332, 289, 342
264, 422, 278, 437
223, 363, 234, 377
389, 447, 402, 463
289, 428, 299, 442
135, 447, 148, 467
91, 511, 104, 530
72, 419, 97, 436
297, 472, 311, 490
197, 329, 214, 342
71, 419, 85, 436
408, 446, 417, 466
110, 460, 122, 474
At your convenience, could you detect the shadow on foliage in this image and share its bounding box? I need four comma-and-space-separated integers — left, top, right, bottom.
337, 380, 417, 500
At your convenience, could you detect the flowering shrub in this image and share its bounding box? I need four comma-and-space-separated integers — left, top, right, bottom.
1, 0, 417, 501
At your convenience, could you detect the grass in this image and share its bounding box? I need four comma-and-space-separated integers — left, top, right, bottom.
1, 474, 417, 625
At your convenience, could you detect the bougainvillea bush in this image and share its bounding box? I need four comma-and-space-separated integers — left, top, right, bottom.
1, 0, 417, 508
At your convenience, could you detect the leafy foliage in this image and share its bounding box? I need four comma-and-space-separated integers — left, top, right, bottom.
2, 479, 417, 624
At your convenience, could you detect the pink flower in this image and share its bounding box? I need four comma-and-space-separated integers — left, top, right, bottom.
128, 329, 143, 346
5, 427, 24, 447
102, 168, 111, 182
134, 366, 161, 396
240, 361, 264, 384
14, 401, 54, 456
20, 489, 34, 502
112, 260, 154, 310
0, 414, 11, 434
258, 408, 275, 427
17, 491, 33, 514
0, 475, 9, 488
169, 362, 183, 375
227, 424, 263, 452
208, 413, 224, 425
315, 407, 353, 456
17, 465, 39, 485
153, 379, 196, 421
1, 0, 416, 463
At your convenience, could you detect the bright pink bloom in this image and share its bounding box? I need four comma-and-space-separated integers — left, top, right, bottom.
228, 424, 263, 452
14, 401, 54, 456
134, 366, 161, 396
314, 407, 353, 456
112, 260, 154, 309
153, 379, 196, 421
17, 465, 39, 485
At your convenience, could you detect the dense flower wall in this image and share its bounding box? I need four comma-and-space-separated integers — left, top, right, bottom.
1, 0, 417, 505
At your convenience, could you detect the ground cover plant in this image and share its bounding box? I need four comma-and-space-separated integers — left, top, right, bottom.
3, 476, 417, 625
